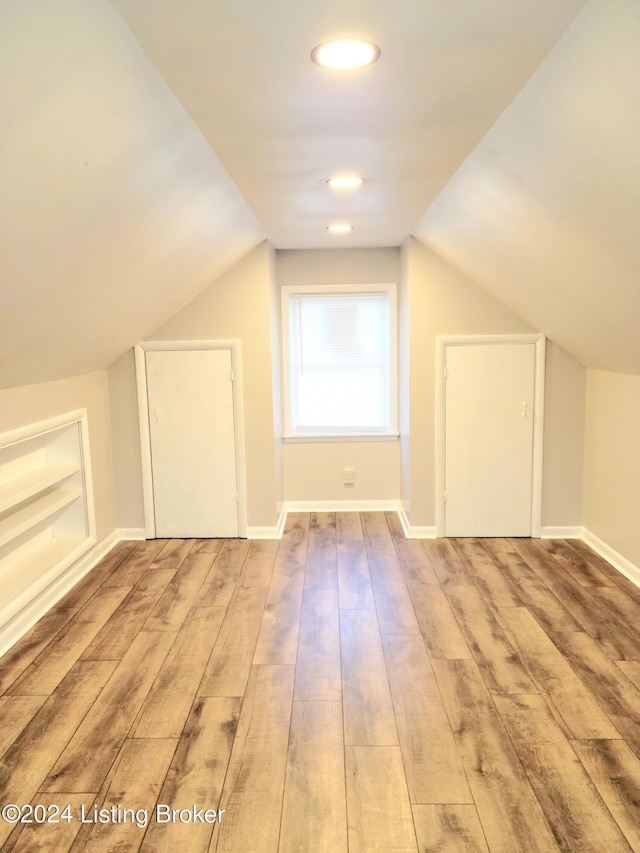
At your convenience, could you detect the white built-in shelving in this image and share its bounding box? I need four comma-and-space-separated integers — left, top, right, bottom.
0, 410, 96, 630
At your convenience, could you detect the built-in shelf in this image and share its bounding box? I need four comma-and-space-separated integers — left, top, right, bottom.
0, 410, 96, 633
0, 461, 80, 515
0, 485, 84, 549
0, 536, 88, 614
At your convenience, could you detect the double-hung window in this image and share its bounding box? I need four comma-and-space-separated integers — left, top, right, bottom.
281, 283, 398, 438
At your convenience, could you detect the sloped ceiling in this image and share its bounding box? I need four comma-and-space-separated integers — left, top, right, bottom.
0, 0, 262, 388
2, 0, 637, 387
414, 0, 640, 374
110, 0, 585, 250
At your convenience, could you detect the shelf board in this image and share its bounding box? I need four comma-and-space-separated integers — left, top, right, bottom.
0, 536, 87, 610
0, 486, 84, 549
0, 462, 80, 515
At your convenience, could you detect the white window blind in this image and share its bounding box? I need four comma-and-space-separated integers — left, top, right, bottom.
283, 286, 397, 437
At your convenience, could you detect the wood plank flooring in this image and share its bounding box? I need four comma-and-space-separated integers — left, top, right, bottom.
1, 514, 639, 852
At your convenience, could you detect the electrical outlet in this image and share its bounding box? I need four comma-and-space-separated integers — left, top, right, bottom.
344, 467, 355, 486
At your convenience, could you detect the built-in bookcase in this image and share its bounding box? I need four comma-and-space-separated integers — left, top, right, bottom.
0, 410, 96, 631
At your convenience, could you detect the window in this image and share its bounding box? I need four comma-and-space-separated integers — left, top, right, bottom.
281, 283, 398, 438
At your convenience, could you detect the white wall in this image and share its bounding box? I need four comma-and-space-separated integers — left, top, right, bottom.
401, 237, 586, 531
276, 248, 401, 506
0, 371, 117, 541
584, 370, 640, 570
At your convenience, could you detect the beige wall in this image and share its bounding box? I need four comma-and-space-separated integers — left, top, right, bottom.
584, 370, 640, 569
284, 442, 399, 504
276, 248, 401, 504
542, 343, 586, 527
107, 238, 588, 535
108, 350, 145, 531
401, 237, 586, 530
276, 248, 400, 289
0, 371, 117, 541
399, 240, 411, 515
147, 241, 280, 529
269, 248, 284, 513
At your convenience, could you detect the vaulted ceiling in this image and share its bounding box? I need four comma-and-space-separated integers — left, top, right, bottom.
1, 0, 637, 387
414, 0, 640, 374
109, 0, 586, 250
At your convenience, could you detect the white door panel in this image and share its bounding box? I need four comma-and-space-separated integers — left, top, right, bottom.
445, 343, 535, 537
146, 349, 238, 538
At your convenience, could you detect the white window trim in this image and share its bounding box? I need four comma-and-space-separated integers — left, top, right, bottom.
281, 283, 398, 440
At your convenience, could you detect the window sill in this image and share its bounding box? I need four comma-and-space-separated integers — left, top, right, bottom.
283, 433, 399, 444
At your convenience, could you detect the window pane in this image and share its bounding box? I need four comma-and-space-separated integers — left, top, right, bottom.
288, 292, 391, 433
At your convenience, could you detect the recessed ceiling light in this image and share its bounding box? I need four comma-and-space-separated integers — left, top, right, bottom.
327, 176, 364, 189
311, 40, 380, 70
327, 224, 353, 234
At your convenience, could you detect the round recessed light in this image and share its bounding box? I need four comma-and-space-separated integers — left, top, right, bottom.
311, 39, 380, 70
327, 224, 353, 234
327, 176, 364, 189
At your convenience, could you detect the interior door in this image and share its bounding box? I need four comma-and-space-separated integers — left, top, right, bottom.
146, 349, 238, 538
445, 343, 535, 537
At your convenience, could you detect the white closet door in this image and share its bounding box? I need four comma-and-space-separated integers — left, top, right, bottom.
146, 349, 238, 538
445, 343, 535, 537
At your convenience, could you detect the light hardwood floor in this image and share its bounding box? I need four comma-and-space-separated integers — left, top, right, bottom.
1, 512, 639, 851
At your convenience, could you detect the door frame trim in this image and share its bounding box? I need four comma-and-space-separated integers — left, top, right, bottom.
135, 340, 248, 539
435, 334, 546, 538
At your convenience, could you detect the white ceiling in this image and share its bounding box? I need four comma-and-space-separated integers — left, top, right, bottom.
414, 0, 640, 374
0, 0, 262, 387
1, 0, 638, 387
110, 0, 586, 249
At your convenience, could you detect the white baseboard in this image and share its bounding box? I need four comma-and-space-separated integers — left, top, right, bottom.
582, 528, 640, 589
397, 507, 437, 539
246, 507, 287, 540
540, 526, 583, 539
246, 526, 282, 539
285, 500, 401, 513
117, 527, 147, 541
0, 531, 119, 659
